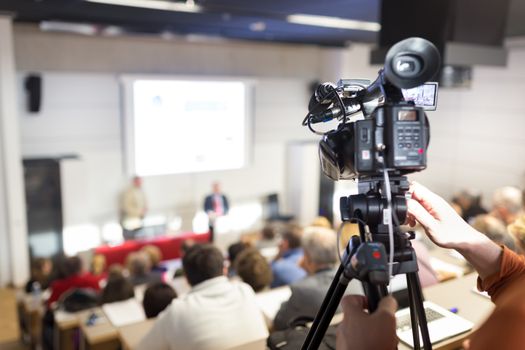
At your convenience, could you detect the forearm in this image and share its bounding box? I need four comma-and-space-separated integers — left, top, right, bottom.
455, 231, 503, 280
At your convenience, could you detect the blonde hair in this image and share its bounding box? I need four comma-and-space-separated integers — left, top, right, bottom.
339, 223, 360, 250
493, 186, 523, 214
91, 254, 107, 276
311, 216, 332, 229
141, 245, 163, 266
509, 215, 525, 251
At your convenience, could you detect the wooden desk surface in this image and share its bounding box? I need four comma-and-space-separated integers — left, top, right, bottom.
55, 310, 80, 330
398, 272, 494, 350
118, 319, 155, 350
78, 308, 118, 346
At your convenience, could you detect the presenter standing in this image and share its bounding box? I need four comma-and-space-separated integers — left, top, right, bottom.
120, 176, 148, 241
204, 182, 229, 242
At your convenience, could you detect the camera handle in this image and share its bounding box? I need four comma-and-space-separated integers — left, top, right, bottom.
301, 206, 432, 350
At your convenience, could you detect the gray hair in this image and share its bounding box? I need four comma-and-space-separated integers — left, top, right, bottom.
302, 227, 338, 267
493, 186, 523, 214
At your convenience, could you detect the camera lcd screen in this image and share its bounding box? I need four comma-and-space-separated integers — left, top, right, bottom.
398, 110, 418, 121
401, 82, 438, 111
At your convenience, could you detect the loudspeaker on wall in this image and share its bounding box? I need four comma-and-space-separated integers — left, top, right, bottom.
24, 74, 42, 113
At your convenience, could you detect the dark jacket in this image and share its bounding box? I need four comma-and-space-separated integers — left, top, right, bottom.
273, 268, 363, 330
204, 194, 229, 215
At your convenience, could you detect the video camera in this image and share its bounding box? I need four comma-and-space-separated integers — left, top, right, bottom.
303, 37, 441, 181
301, 38, 442, 350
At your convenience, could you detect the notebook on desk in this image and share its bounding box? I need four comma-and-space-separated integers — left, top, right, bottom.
102, 298, 146, 327
395, 301, 473, 348
254, 286, 292, 322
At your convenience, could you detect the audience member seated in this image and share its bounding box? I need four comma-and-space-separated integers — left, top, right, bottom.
174, 240, 199, 278
47, 256, 101, 307
137, 244, 268, 350
472, 214, 519, 252
508, 214, 525, 253
181, 239, 197, 257
141, 245, 168, 273
255, 225, 280, 250
491, 186, 523, 225
100, 265, 135, 304
273, 227, 363, 331
142, 282, 177, 318
25, 257, 53, 293
227, 241, 248, 276
453, 189, 487, 223
126, 251, 163, 286
87, 253, 107, 282
235, 248, 273, 292
271, 225, 307, 288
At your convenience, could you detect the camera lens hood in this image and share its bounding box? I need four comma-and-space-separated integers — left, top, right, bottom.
384, 37, 441, 89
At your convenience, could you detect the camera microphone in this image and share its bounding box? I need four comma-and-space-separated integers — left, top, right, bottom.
315, 82, 337, 103
310, 106, 342, 124
308, 82, 337, 115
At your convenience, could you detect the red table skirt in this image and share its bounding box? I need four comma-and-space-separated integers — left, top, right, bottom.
94, 231, 210, 267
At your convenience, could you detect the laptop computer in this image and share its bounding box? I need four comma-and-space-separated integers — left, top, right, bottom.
395, 301, 473, 348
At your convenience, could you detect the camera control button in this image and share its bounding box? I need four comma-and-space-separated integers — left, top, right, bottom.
398, 143, 404, 148
406, 144, 412, 148
414, 143, 420, 148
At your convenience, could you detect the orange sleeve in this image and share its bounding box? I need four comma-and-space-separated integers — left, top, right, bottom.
469, 299, 525, 350
476, 246, 525, 303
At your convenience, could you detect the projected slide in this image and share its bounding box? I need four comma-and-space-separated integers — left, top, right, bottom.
130, 79, 248, 176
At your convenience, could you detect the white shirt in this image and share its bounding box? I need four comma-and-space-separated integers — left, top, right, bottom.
137, 276, 269, 350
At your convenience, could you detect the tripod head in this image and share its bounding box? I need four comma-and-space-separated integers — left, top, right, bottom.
340, 173, 409, 229
340, 174, 420, 279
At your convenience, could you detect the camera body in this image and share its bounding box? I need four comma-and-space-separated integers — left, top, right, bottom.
319, 103, 428, 181
306, 37, 440, 182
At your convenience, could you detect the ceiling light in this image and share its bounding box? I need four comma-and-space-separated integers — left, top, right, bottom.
287, 14, 381, 32
40, 21, 98, 35
86, 0, 202, 13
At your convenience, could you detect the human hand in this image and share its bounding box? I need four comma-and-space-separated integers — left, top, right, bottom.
406, 182, 485, 250
336, 295, 398, 350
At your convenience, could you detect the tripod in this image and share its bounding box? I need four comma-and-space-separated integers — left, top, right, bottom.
301, 174, 432, 350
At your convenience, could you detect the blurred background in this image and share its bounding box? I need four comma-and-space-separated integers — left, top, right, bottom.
0, 0, 524, 287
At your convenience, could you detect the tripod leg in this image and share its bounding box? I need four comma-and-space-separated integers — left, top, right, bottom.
406, 274, 421, 350
302, 264, 344, 349
302, 273, 351, 350
407, 272, 432, 350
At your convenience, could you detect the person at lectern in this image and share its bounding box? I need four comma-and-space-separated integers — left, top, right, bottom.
120, 176, 148, 240
203, 182, 230, 242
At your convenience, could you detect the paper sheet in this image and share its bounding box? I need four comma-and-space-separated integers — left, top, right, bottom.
254, 286, 292, 321
102, 298, 146, 327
